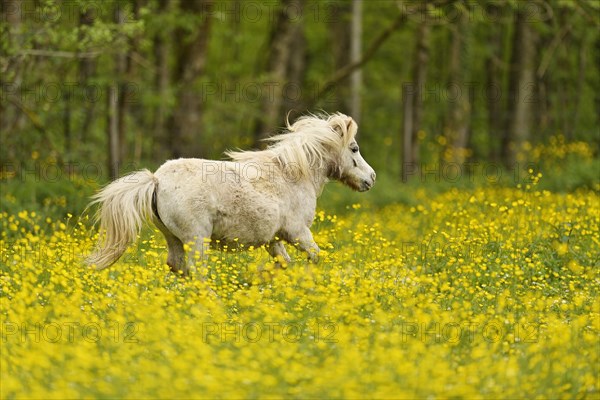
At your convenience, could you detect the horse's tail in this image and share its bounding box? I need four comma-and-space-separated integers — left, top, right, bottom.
86, 169, 158, 270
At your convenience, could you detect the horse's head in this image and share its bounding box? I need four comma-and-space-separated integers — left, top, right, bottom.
328, 114, 376, 192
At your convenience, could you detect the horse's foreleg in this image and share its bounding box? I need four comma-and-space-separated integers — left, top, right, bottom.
266, 240, 291, 268
290, 227, 320, 263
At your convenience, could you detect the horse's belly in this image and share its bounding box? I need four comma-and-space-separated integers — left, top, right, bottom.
211, 207, 279, 246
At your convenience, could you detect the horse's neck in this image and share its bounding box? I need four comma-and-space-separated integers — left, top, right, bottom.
294, 167, 328, 199
311, 171, 329, 197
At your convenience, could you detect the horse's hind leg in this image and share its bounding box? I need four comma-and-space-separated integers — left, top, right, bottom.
153, 218, 186, 275
165, 234, 186, 275
182, 226, 212, 275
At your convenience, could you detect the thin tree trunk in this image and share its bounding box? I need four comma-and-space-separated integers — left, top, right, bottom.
153, 0, 171, 158
444, 10, 470, 164
402, 86, 414, 181
536, 21, 572, 140
411, 22, 429, 166
105, 5, 129, 179
350, 0, 363, 123
169, 0, 213, 158
402, 21, 429, 181
534, 30, 550, 140
253, 0, 306, 145
79, 7, 96, 143
107, 84, 120, 179
130, 0, 143, 165
572, 35, 587, 136
63, 98, 71, 156
1, 0, 24, 152
328, 2, 351, 114
486, 14, 503, 162
231, 0, 242, 66
502, 10, 537, 166
116, 2, 140, 164
595, 35, 600, 129
310, 10, 407, 109
282, 4, 307, 116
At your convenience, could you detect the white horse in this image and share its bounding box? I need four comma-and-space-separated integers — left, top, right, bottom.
87, 112, 376, 275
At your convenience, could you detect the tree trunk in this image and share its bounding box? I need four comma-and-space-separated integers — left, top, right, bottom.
328, 2, 352, 114
105, 5, 129, 179
556, 11, 572, 139
231, 0, 242, 62
534, 30, 551, 140
129, 0, 143, 164
595, 35, 600, 129
572, 35, 588, 136
402, 21, 429, 181
116, 2, 138, 164
536, 17, 572, 141
169, 0, 213, 158
0, 0, 24, 152
309, 8, 409, 110
107, 84, 120, 180
444, 10, 470, 164
253, 0, 306, 145
153, 0, 171, 158
485, 9, 503, 162
79, 7, 96, 143
402, 85, 414, 181
502, 10, 537, 166
282, 2, 307, 117
63, 98, 71, 156
350, 0, 363, 123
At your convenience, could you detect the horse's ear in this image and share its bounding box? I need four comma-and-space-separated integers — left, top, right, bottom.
333, 116, 353, 137
333, 123, 345, 137
343, 117, 356, 137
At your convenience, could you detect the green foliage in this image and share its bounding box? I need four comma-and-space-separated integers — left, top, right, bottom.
0, 172, 97, 221
0, 0, 598, 191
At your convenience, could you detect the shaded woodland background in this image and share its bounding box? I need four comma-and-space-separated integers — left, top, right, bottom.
1, 0, 599, 183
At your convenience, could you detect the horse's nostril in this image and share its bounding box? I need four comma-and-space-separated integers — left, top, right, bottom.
371, 172, 376, 181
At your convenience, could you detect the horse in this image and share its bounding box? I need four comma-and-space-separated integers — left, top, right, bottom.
86, 112, 376, 276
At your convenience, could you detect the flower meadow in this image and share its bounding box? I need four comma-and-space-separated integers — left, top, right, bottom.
1, 169, 599, 398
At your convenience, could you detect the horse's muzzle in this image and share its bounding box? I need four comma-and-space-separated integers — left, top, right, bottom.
360, 172, 376, 191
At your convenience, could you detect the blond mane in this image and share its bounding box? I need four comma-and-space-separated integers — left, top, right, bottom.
225, 112, 357, 179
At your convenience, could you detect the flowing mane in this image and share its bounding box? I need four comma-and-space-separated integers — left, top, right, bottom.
225, 112, 357, 179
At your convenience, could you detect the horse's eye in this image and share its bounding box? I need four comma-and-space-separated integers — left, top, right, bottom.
351, 146, 359, 153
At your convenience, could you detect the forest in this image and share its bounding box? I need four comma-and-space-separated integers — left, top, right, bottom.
1, 0, 598, 188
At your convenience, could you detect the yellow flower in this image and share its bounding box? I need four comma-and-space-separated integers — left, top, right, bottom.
2, 184, 598, 399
